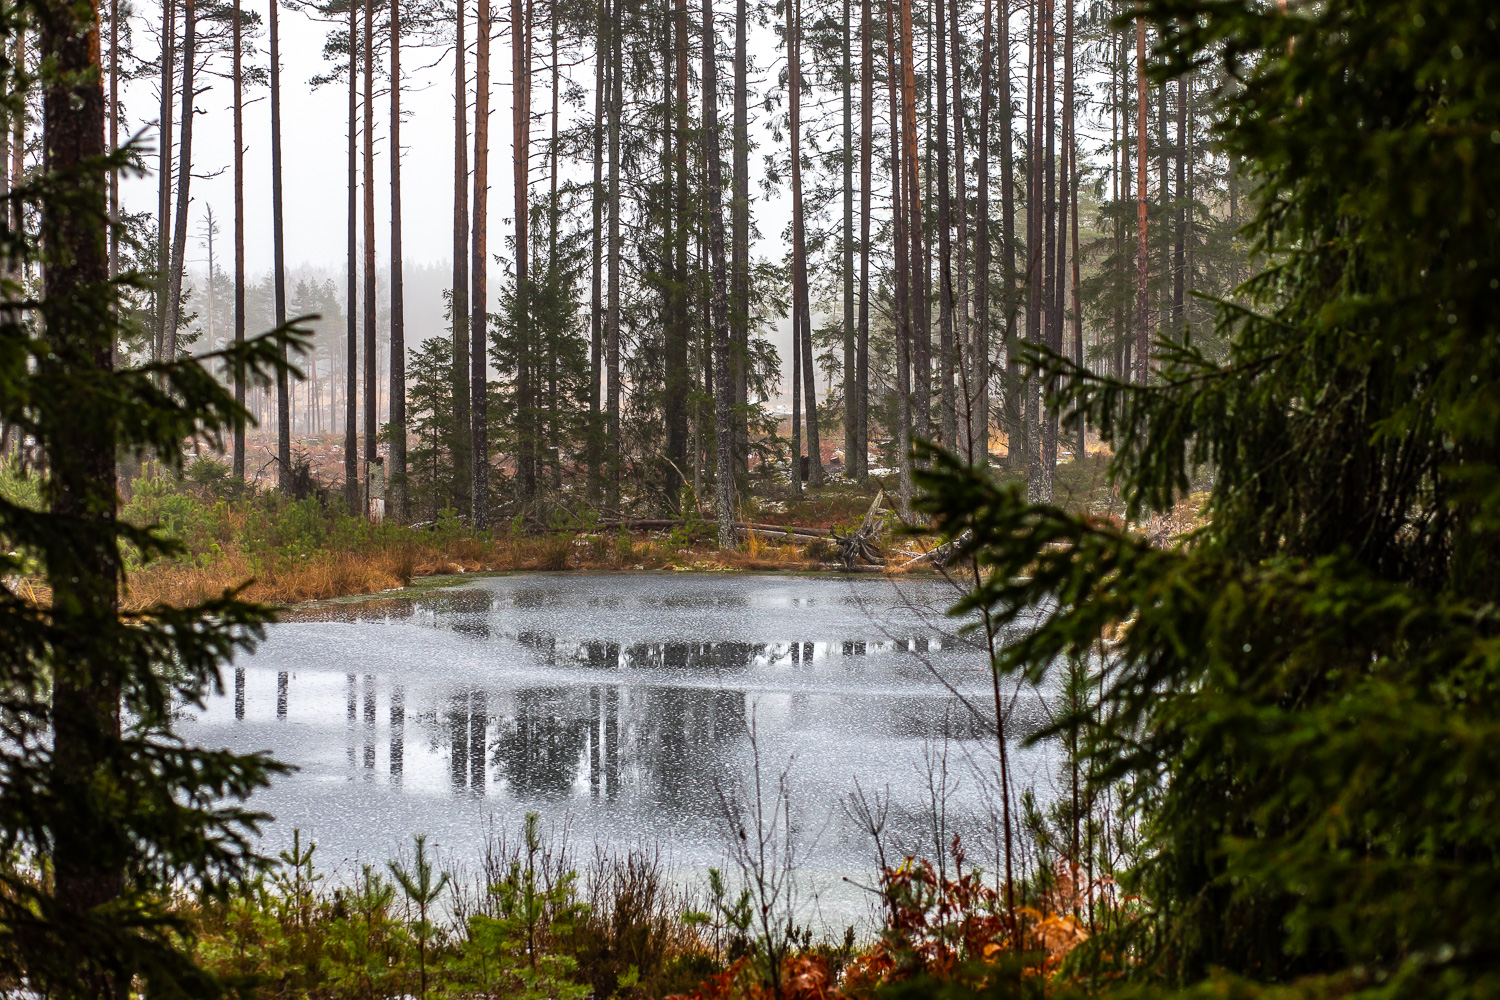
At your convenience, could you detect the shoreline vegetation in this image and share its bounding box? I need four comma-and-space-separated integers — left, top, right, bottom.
187, 814, 1109, 1000
3, 447, 1141, 611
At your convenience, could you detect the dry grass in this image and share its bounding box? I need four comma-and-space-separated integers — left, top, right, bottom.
118, 527, 906, 610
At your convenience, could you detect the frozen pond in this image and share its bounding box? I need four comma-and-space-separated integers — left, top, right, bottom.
188, 572, 1057, 928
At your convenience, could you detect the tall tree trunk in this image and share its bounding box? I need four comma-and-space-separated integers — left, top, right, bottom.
1134, 11, 1148, 382
232, 0, 245, 477
1172, 71, 1185, 334
888, 0, 911, 517
271, 0, 290, 488
109, 0, 118, 283
705, 0, 733, 545
40, 0, 121, 976
903, 0, 925, 456
936, 0, 953, 451
605, 0, 621, 508
1066, 0, 1082, 460
452, 0, 472, 510
588, 0, 605, 500
790, 0, 821, 487
731, 0, 750, 476
1024, 0, 1041, 496
973, 0, 991, 467
854, 0, 871, 482
512, 0, 532, 499
471, 0, 491, 524
666, 0, 690, 504
546, 5, 558, 491
1040, 0, 1056, 500
155, 0, 174, 364
362, 0, 377, 508
166, 0, 194, 363
344, 0, 359, 510
841, 0, 854, 479
998, 0, 1014, 467
389, 0, 407, 521
949, 0, 967, 459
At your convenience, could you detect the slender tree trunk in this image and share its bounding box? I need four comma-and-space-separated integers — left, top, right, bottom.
949, 0, 967, 459
271, 0, 290, 488
1172, 72, 1185, 335
841, 0, 855, 478
362, 0, 377, 506
705, 0, 733, 544
588, 0, 605, 500
547, 11, 559, 490
109, 0, 118, 283
232, 0, 245, 477
1066, 0, 1082, 460
605, 0, 621, 508
471, 0, 491, 524
855, 0, 871, 482
344, 0, 359, 509
155, 0, 174, 364
1040, 0, 1055, 500
512, 0, 532, 499
731, 0, 750, 477
166, 0, 194, 363
389, 0, 407, 520
888, 0, 911, 517
902, 0, 925, 456
1134, 10, 1148, 382
972, 0, 992, 467
40, 0, 122, 974
998, 0, 1014, 467
666, 0, 690, 504
452, 0, 472, 510
1024, 0, 1041, 496
790, 0, 821, 487
936, 0, 953, 451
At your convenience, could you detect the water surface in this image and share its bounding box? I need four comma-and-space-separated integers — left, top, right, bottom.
190, 572, 1055, 927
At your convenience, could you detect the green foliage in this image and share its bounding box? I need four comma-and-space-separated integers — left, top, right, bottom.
449, 829, 591, 1000
404, 335, 461, 521
0, 0, 305, 992
917, 0, 1500, 995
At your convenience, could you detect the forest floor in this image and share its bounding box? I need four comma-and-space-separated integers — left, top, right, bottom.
3, 448, 1148, 611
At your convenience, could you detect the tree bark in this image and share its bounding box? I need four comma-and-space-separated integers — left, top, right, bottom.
731, 0, 750, 477
1065, 0, 1082, 460
512, 0, 532, 499
362, 0, 377, 505
389, 0, 407, 521
1135, 11, 1148, 383
841, 0, 854, 479
973, 0, 991, 467
790, 0, 821, 487
470, 0, 492, 524
344, 0, 359, 510
605, 0, 621, 508
271, 0, 290, 489
705, 0, 734, 545
40, 0, 122, 979
588, 0, 605, 500
889, 0, 911, 516
666, 0, 690, 505
936, 0, 953, 451
998, 0, 1014, 467
854, 0, 871, 482
452, 0, 472, 510
949, 0, 967, 459
154, 0, 174, 365
166, 0, 194, 365
1172, 72, 1185, 335
232, 0, 245, 477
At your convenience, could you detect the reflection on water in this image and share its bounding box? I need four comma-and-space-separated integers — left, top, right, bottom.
188, 573, 1055, 927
